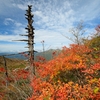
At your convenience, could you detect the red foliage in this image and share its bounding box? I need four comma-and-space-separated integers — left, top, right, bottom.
0, 67, 5, 72
28, 44, 100, 100
0, 44, 100, 100
36, 56, 46, 62
13, 69, 29, 80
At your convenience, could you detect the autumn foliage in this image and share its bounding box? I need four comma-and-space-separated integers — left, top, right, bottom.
28, 42, 100, 100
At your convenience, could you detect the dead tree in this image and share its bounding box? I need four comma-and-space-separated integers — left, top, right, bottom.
13, 5, 36, 80
19, 5, 36, 80
61, 21, 85, 45
3, 56, 9, 86
25, 5, 35, 80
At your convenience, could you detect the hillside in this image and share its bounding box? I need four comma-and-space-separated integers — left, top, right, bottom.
35, 49, 61, 61
0, 56, 27, 70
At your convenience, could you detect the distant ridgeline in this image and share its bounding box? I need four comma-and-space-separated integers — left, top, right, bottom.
0, 52, 27, 60
0, 49, 61, 60
35, 49, 61, 61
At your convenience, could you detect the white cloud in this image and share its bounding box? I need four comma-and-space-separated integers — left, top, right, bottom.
12, 0, 33, 10
73, 0, 100, 21
4, 18, 14, 25
34, 29, 72, 51
13, 27, 26, 35
33, 0, 74, 28
0, 43, 27, 52
14, 22, 23, 27
12, 3, 27, 10
4, 18, 24, 28
0, 34, 28, 52
0, 34, 25, 42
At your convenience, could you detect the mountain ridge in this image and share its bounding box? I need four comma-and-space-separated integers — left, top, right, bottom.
0, 49, 61, 60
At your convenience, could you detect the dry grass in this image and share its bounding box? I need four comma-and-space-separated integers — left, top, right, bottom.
0, 56, 32, 100
0, 56, 28, 69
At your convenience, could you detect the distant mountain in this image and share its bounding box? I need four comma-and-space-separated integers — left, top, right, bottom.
35, 49, 61, 61
0, 52, 27, 60
0, 49, 61, 61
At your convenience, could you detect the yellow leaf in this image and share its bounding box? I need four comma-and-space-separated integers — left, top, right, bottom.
94, 87, 99, 94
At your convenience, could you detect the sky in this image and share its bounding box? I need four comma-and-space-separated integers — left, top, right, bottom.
0, 0, 100, 53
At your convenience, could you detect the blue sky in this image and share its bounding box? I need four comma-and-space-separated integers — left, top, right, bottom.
0, 0, 100, 52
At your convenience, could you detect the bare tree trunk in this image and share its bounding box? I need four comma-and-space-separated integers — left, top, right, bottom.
3, 56, 9, 86
25, 5, 35, 81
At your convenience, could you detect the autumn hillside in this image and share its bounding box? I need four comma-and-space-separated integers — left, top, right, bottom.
0, 56, 27, 70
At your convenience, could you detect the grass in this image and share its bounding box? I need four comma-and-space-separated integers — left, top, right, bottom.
0, 56, 28, 69
0, 56, 31, 100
